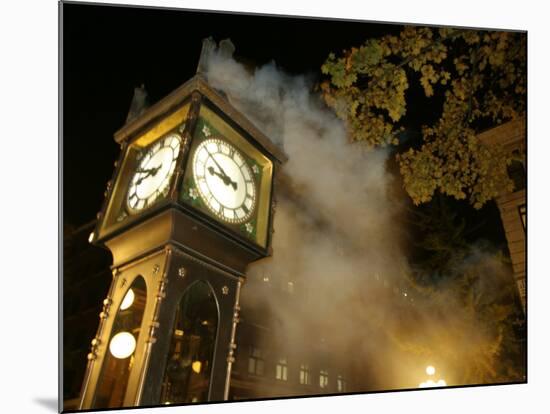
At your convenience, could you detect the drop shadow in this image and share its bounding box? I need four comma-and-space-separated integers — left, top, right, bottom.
34, 397, 59, 412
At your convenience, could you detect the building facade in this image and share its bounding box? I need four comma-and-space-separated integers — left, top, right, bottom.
229, 275, 354, 400
478, 116, 526, 312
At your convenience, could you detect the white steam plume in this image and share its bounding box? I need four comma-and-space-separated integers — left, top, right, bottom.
203, 42, 523, 393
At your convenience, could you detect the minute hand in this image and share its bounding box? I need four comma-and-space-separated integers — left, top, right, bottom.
206, 151, 238, 190
135, 165, 161, 185
207, 150, 230, 179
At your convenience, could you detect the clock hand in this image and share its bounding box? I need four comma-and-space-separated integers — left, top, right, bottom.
207, 166, 232, 185
135, 167, 156, 174
206, 149, 231, 179
135, 174, 150, 186
207, 166, 238, 190
205, 150, 238, 190
150, 164, 162, 176
135, 165, 162, 185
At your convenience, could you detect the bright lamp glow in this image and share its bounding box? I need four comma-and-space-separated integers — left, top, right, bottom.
109, 332, 136, 359
426, 365, 436, 376
192, 360, 202, 374
120, 289, 135, 310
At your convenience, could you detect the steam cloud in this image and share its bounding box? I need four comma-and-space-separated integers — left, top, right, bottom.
203, 42, 522, 393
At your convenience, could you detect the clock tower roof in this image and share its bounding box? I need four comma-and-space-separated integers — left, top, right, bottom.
114, 74, 288, 164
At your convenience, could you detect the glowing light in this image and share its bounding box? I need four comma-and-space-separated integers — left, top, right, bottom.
263, 276, 270, 282
419, 365, 446, 388
174, 329, 184, 337
426, 365, 436, 376
88, 232, 95, 243
192, 361, 202, 374
109, 332, 136, 359
120, 289, 135, 310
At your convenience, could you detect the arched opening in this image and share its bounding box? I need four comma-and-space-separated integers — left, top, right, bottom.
160, 280, 218, 404
93, 276, 147, 408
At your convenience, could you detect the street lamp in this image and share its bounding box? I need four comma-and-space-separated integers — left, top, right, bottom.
419, 365, 446, 388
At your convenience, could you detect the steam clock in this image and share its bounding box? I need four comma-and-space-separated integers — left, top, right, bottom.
78, 68, 286, 409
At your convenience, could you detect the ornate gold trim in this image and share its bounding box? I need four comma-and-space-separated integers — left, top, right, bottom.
223, 279, 242, 400
133, 246, 172, 405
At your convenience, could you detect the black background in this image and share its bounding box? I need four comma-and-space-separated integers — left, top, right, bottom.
62, 2, 405, 227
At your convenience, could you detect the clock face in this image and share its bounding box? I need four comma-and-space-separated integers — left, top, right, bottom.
126, 133, 181, 213
192, 138, 257, 223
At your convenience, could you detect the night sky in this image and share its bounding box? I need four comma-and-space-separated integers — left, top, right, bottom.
62, 2, 506, 249
62, 2, 403, 227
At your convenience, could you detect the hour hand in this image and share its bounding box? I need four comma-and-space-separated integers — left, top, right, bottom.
136, 165, 161, 175
135, 174, 149, 186
206, 150, 231, 179
208, 166, 237, 190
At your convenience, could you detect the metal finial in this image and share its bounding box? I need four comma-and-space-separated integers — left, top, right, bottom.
125, 83, 149, 124
196, 37, 217, 76
218, 38, 235, 59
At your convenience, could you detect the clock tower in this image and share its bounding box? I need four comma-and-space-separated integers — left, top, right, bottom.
78, 46, 286, 409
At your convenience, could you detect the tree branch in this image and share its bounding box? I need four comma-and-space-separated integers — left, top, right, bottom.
364, 29, 466, 93
465, 41, 481, 125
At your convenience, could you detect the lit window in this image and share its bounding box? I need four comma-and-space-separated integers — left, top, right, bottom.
337, 375, 346, 392
299, 364, 310, 385
275, 357, 288, 381
519, 204, 526, 231
319, 370, 329, 389
248, 347, 264, 376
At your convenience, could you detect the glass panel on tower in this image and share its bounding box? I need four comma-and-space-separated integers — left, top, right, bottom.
160, 281, 218, 405
93, 277, 147, 408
